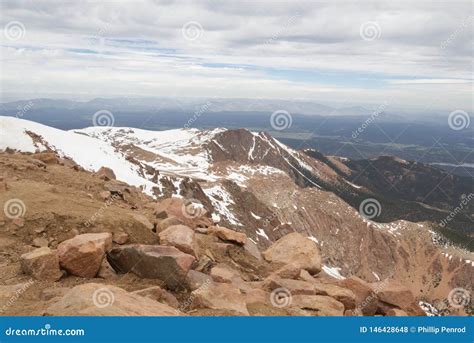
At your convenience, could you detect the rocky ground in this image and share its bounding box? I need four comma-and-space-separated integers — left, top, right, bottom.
0, 151, 471, 316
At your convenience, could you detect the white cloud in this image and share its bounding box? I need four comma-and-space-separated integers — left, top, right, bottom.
0, 0, 472, 111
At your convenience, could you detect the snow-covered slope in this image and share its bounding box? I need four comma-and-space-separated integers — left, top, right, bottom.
0, 117, 156, 191
75, 126, 225, 181
0, 117, 296, 225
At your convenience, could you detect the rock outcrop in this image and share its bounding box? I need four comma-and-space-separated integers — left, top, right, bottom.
57, 233, 112, 278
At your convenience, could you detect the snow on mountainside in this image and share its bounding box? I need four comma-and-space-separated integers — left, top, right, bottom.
1, 117, 473, 313
0, 117, 311, 227
0, 117, 155, 190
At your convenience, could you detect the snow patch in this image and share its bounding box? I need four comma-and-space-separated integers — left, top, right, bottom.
322, 265, 345, 280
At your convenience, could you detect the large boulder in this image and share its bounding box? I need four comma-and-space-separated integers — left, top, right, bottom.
191, 282, 249, 315
153, 197, 187, 220
107, 245, 195, 290
311, 281, 356, 310
263, 232, 322, 274
209, 226, 247, 245
337, 276, 378, 315
97, 167, 116, 181
210, 264, 244, 284
57, 233, 112, 278
186, 270, 213, 291
291, 295, 345, 316
20, 247, 62, 281
371, 281, 425, 316
157, 217, 184, 234
44, 283, 183, 316
158, 225, 198, 257
264, 277, 316, 295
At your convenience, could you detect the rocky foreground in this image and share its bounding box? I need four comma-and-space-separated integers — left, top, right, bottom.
0, 151, 433, 316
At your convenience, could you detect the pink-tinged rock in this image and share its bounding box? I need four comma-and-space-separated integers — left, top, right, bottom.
263, 232, 322, 274
291, 295, 345, 316
210, 226, 247, 245
97, 167, 116, 181
158, 225, 198, 257
107, 244, 195, 290
337, 276, 378, 315
191, 282, 249, 315
112, 232, 129, 245
20, 247, 62, 281
12, 218, 25, 228
57, 233, 112, 278
97, 258, 117, 279
370, 281, 425, 316
264, 277, 316, 295
44, 283, 183, 316
210, 264, 243, 284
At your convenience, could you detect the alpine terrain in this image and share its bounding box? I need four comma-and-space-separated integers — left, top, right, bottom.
0, 117, 472, 316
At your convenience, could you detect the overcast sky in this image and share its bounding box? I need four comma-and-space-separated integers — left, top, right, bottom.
1, 0, 473, 112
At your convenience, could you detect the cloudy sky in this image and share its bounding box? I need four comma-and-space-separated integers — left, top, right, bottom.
1, 0, 473, 112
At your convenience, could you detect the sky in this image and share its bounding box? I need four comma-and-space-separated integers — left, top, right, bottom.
0, 0, 473, 113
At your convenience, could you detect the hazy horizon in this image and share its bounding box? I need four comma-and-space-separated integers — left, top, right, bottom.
1, 0, 473, 114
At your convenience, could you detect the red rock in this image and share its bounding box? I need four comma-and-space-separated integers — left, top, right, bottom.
210, 264, 243, 284
107, 244, 195, 290
337, 276, 378, 315
97, 167, 116, 181
158, 225, 198, 256
12, 218, 25, 228
209, 226, 247, 245
44, 283, 183, 316
371, 281, 425, 316
20, 247, 62, 281
191, 282, 249, 315
57, 233, 112, 278
186, 270, 213, 291
112, 232, 129, 245
291, 295, 345, 316
264, 277, 316, 295
263, 232, 322, 274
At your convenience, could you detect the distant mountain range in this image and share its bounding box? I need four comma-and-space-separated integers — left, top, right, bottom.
1, 97, 376, 117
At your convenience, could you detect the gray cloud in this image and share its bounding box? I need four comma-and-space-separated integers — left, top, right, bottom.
0, 0, 472, 111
